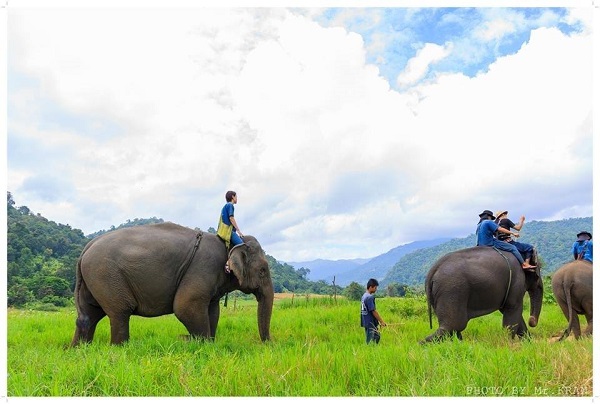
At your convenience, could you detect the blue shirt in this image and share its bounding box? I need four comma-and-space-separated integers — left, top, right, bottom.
360, 292, 378, 328
572, 240, 593, 262
476, 220, 499, 246
221, 202, 235, 227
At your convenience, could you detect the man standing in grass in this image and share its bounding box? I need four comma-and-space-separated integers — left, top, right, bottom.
361, 278, 387, 344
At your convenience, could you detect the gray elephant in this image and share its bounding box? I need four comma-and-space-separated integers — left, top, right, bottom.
422, 246, 543, 343
551, 260, 592, 340
70, 222, 273, 346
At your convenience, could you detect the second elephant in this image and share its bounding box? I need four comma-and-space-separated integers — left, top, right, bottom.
422, 246, 543, 343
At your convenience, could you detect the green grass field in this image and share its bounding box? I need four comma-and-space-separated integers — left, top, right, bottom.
6, 295, 593, 397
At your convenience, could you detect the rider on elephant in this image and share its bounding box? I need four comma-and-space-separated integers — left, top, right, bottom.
572, 231, 593, 263
476, 210, 536, 271
495, 210, 536, 269
217, 190, 245, 250
217, 191, 245, 273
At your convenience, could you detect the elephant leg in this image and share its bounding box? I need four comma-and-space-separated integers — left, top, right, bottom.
71, 306, 106, 346
421, 300, 469, 344
208, 299, 220, 339
502, 307, 528, 338
71, 288, 106, 347
420, 327, 454, 344
109, 314, 131, 345
584, 314, 592, 336
174, 294, 212, 340
421, 315, 468, 343
555, 300, 572, 340
571, 312, 582, 339
582, 301, 593, 336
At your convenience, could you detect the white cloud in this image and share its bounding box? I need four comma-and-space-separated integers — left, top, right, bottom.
563, 8, 593, 34
396, 42, 453, 88
475, 19, 516, 41
7, 7, 593, 262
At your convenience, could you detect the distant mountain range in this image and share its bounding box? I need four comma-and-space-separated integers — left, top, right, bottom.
285, 217, 593, 288
288, 238, 451, 286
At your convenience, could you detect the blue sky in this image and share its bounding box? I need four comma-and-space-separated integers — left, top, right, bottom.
315, 8, 579, 87
5, 4, 594, 261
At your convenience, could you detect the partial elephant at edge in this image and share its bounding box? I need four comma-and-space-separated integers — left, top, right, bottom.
551, 260, 592, 341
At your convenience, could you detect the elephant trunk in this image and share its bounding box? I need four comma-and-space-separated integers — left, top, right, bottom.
527, 279, 543, 327
256, 283, 274, 342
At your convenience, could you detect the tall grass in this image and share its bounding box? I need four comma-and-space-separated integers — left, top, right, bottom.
6, 296, 592, 397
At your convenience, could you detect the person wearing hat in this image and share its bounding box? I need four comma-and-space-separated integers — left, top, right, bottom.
495, 210, 536, 270
572, 231, 593, 262
476, 210, 536, 270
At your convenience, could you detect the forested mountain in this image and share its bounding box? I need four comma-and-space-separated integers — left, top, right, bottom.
6, 192, 593, 308
382, 217, 593, 287
7, 192, 89, 307
6, 193, 334, 308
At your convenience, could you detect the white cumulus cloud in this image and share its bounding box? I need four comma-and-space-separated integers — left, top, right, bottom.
396, 42, 453, 88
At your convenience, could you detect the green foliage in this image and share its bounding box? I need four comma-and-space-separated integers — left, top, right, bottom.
386, 295, 428, 318
386, 282, 409, 297
382, 217, 593, 287
266, 255, 339, 295
542, 275, 556, 305
7, 192, 89, 308
343, 281, 364, 301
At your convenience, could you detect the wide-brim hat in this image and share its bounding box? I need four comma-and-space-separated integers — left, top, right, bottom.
577, 231, 592, 240
495, 210, 508, 219
478, 210, 495, 219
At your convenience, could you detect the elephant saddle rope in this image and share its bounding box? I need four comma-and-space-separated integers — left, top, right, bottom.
492, 247, 513, 309
175, 231, 203, 287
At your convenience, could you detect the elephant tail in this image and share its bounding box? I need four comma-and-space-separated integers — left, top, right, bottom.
73, 250, 85, 312
73, 238, 96, 313
559, 281, 575, 341
427, 297, 433, 330
425, 272, 434, 329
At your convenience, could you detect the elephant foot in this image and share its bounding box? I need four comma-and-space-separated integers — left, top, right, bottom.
528, 316, 538, 327
179, 334, 213, 342
420, 328, 456, 344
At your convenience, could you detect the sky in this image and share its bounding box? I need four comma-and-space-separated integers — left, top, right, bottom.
4, 1, 596, 262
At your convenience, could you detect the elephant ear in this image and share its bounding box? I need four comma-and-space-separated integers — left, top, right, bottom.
228, 244, 248, 286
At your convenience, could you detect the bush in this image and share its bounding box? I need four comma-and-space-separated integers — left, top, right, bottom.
7, 283, 34, 307
343, 282, 364, 301
41, 295, 70, 307
387, 297, 428, 318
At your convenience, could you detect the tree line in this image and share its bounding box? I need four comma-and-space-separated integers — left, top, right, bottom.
10, 192, 584, 309
7, 192, 395, 308
7, 192, 88, 307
